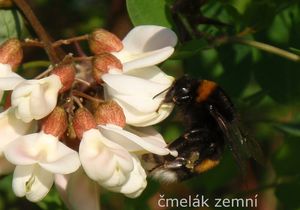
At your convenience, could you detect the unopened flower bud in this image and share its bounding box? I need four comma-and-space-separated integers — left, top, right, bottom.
51, 63, 75, 93
73, 108, 97, 139
89, 29, 123, 54
94, 100, 126, 128
92, 53, 122, 83
0, 38, 23, 70
0, 0, 13, 8
42, 106, 68, 138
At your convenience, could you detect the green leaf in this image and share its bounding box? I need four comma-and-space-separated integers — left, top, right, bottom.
0, 9, 24, 43
289, 47, 300, 55
171, 39, 209, 59
253, 5, 300, 104
273, 123, 300, 137
254, 55, 300, 103
217, 44, 253, 97
126, 0, 173, 27
275, 179, 300, 210
273, 137, 300, 176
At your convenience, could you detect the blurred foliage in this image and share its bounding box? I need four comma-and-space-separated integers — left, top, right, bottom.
1, 0, 300, 209
0, 9, 24, 42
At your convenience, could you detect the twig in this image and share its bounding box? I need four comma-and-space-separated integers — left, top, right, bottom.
72, 90, 104, 104
230, 37, 300, 62
53, 35, 89, 47
12, 0, 60, 63
74, 78, 91, 87
72, 96, 83, 108
73, 56, 93, 62
35, 66, 53, 79
21, 39, 44, 47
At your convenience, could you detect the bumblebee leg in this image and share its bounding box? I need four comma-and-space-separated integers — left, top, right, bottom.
183, 128, 210, 142
164, 157, 187, 169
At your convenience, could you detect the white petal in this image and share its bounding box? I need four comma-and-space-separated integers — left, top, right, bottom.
113, 25, 177, 71
66, 169, 101, 210
13, 165, 54, 202
125, 126, 168, 148
121, 25, 177, 53
124, 66, 174, 85
113, 95, 161, 113
30, 75, 62, 119
4, 133, 41, 165
122, 47, 174, 71
55, 174, 72, 209
0, 108, 36, 153
39, 141, 80, 174
55, 169, 101, 210
102, 70, 174, 126
79, 129, 133, 182
12, 165, 34, 197
11, 75, 62, 122
98, 124, 169, 155
101, 168, 128, 188
102, 73, 169, 97
121, 102, 174, 127
0, 63, 24, 91
109, 155, 147, 198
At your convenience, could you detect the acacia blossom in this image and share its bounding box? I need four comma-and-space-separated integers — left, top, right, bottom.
11, 74, 62, 122
0, 63, 24, 100
79, 124, 170, 198
112, 25, 177, 72
4, 131, 80, 202
0, 25, 179, 209
55, 169, 100, 210
101, 25, 177, 127
0, 108, 36, 175
102, 66, 174, 127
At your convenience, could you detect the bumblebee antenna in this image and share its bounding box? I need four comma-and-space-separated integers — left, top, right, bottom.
152, 87, 171, 99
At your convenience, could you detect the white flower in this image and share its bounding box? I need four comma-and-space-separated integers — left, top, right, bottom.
0, 108, 36, 175
102, 66, 174, 126
0, 63, 24, 100
55, 168, 100, 210
11, 74, 62, 122
112, 25, 177, 72
4, 131, 80, 202
109, 154, 147, 198
79, 124, 170, 197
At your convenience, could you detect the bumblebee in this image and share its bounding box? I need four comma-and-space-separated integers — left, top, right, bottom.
142, 75, 263, 182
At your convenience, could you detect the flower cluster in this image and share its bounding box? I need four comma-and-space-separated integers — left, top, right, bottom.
0, 25, 177, 209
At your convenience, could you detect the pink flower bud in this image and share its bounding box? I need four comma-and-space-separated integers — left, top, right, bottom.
88, 29, 123, 54
42, 106, 68, 138
0, 38, 23, 70
94, 100, 126, 128
92, 53, 122, 84
73, 108, 97, 139
51, 63, 76, 93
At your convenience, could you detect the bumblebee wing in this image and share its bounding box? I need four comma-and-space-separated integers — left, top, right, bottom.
207, 105, 264, 173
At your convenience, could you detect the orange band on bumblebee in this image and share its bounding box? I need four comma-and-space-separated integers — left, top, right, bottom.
196, 80, 217, 102
194, 159, 220, 173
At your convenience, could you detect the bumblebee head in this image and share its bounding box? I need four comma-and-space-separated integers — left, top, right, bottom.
164, 75, 198, 105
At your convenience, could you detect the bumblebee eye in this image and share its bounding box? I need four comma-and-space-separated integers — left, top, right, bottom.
181, 87, 189, 93
208, 143, 217, 153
